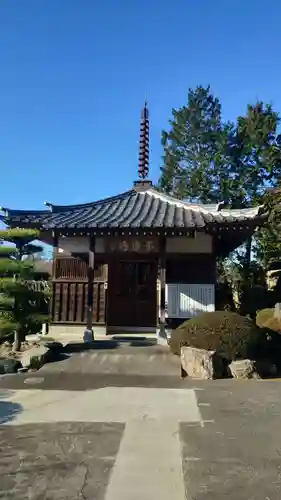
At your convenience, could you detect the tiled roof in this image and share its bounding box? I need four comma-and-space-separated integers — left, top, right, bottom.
0, 188, 265, 230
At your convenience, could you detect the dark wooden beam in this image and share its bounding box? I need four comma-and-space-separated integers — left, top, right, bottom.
51, 230, 58, 322
51, 230, 58, 278
56, 228, 198, 238
86, 235, 95, 332
159, 237, 167, 338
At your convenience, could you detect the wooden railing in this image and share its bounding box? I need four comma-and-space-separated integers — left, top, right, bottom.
55, 257, 87, 280
54, 256, 106, 281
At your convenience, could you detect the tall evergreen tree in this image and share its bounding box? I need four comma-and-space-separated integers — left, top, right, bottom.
234, 102, 281, 269
259, 185, 281, 267
0, 228, 49, 350
158, 89, 281, 271
234, 102, 281, 204
158, 85, 235, 204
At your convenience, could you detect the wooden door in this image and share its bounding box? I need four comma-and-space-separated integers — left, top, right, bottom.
107, 259, 157, 327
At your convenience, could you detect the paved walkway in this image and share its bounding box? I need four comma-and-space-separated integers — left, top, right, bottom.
1, 347, 281, 499
1, 386, 201, 500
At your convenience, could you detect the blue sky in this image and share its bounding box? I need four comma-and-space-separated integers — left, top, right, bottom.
0, 0, 281, 212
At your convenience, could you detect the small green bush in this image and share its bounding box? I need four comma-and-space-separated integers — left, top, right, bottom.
169, 311, 264, 362
256, 308, 274, 329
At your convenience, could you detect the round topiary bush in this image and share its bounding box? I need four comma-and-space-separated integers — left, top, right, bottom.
169, 311, 265, 362
256, 308, 274, 329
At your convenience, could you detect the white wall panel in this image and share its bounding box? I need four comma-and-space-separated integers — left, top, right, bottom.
165, 284, 215, 319
166, 284, 178, 318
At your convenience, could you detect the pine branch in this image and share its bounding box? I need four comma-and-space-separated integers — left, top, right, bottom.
0, 228, 39, 243
0, 246, 17, 257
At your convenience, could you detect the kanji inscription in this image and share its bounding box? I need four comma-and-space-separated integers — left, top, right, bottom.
105, 238, 159, 253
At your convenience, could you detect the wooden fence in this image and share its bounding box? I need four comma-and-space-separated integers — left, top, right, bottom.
51, 256, 107, 324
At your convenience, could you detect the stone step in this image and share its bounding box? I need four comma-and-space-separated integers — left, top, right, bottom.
40, 346, 180, 377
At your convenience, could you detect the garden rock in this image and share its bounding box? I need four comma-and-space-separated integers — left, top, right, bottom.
21, 345, 50, 370
0, 358, 21, 374
229, 359, 259, 379
180, 346, 224, 379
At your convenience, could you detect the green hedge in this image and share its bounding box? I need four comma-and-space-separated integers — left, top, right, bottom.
170, 311, 265, 362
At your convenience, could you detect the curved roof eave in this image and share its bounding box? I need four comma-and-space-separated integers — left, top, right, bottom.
45, 190, 133, 213
1, 187, 267, 231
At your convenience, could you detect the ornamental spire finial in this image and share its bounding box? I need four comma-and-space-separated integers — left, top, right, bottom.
137, 100, 149, 180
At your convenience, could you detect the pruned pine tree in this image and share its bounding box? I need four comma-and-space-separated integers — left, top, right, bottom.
0, 228, 49, 351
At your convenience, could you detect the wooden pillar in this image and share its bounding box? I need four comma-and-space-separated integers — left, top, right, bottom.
50, 230, 58, 322
51, 230, 58, 276
159, 237, 167, 338
86, 235, 95, 332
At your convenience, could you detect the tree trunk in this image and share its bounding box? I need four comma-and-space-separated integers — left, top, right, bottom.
244, 236, 252, 278
13, 328, 21, 352
238, 237, 252, 315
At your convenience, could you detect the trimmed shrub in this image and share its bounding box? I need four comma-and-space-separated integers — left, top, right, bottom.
169, 311, 265, 362
256, 308, 274, 329
264, 316, 281, 333
256, 308, 281, 334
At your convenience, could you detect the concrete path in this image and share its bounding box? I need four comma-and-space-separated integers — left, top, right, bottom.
1, 346, 281, 499
180, 380, 281, 499
1, 386, 200, 499
1, 387, 201, 425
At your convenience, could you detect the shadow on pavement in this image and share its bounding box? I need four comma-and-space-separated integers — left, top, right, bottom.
45, 352, 70, 364
36, 337, 165, 371
63, 341, 119, 353
111, 336, 157, 347
63, 338, 156, 353
0, 391, 22, 424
